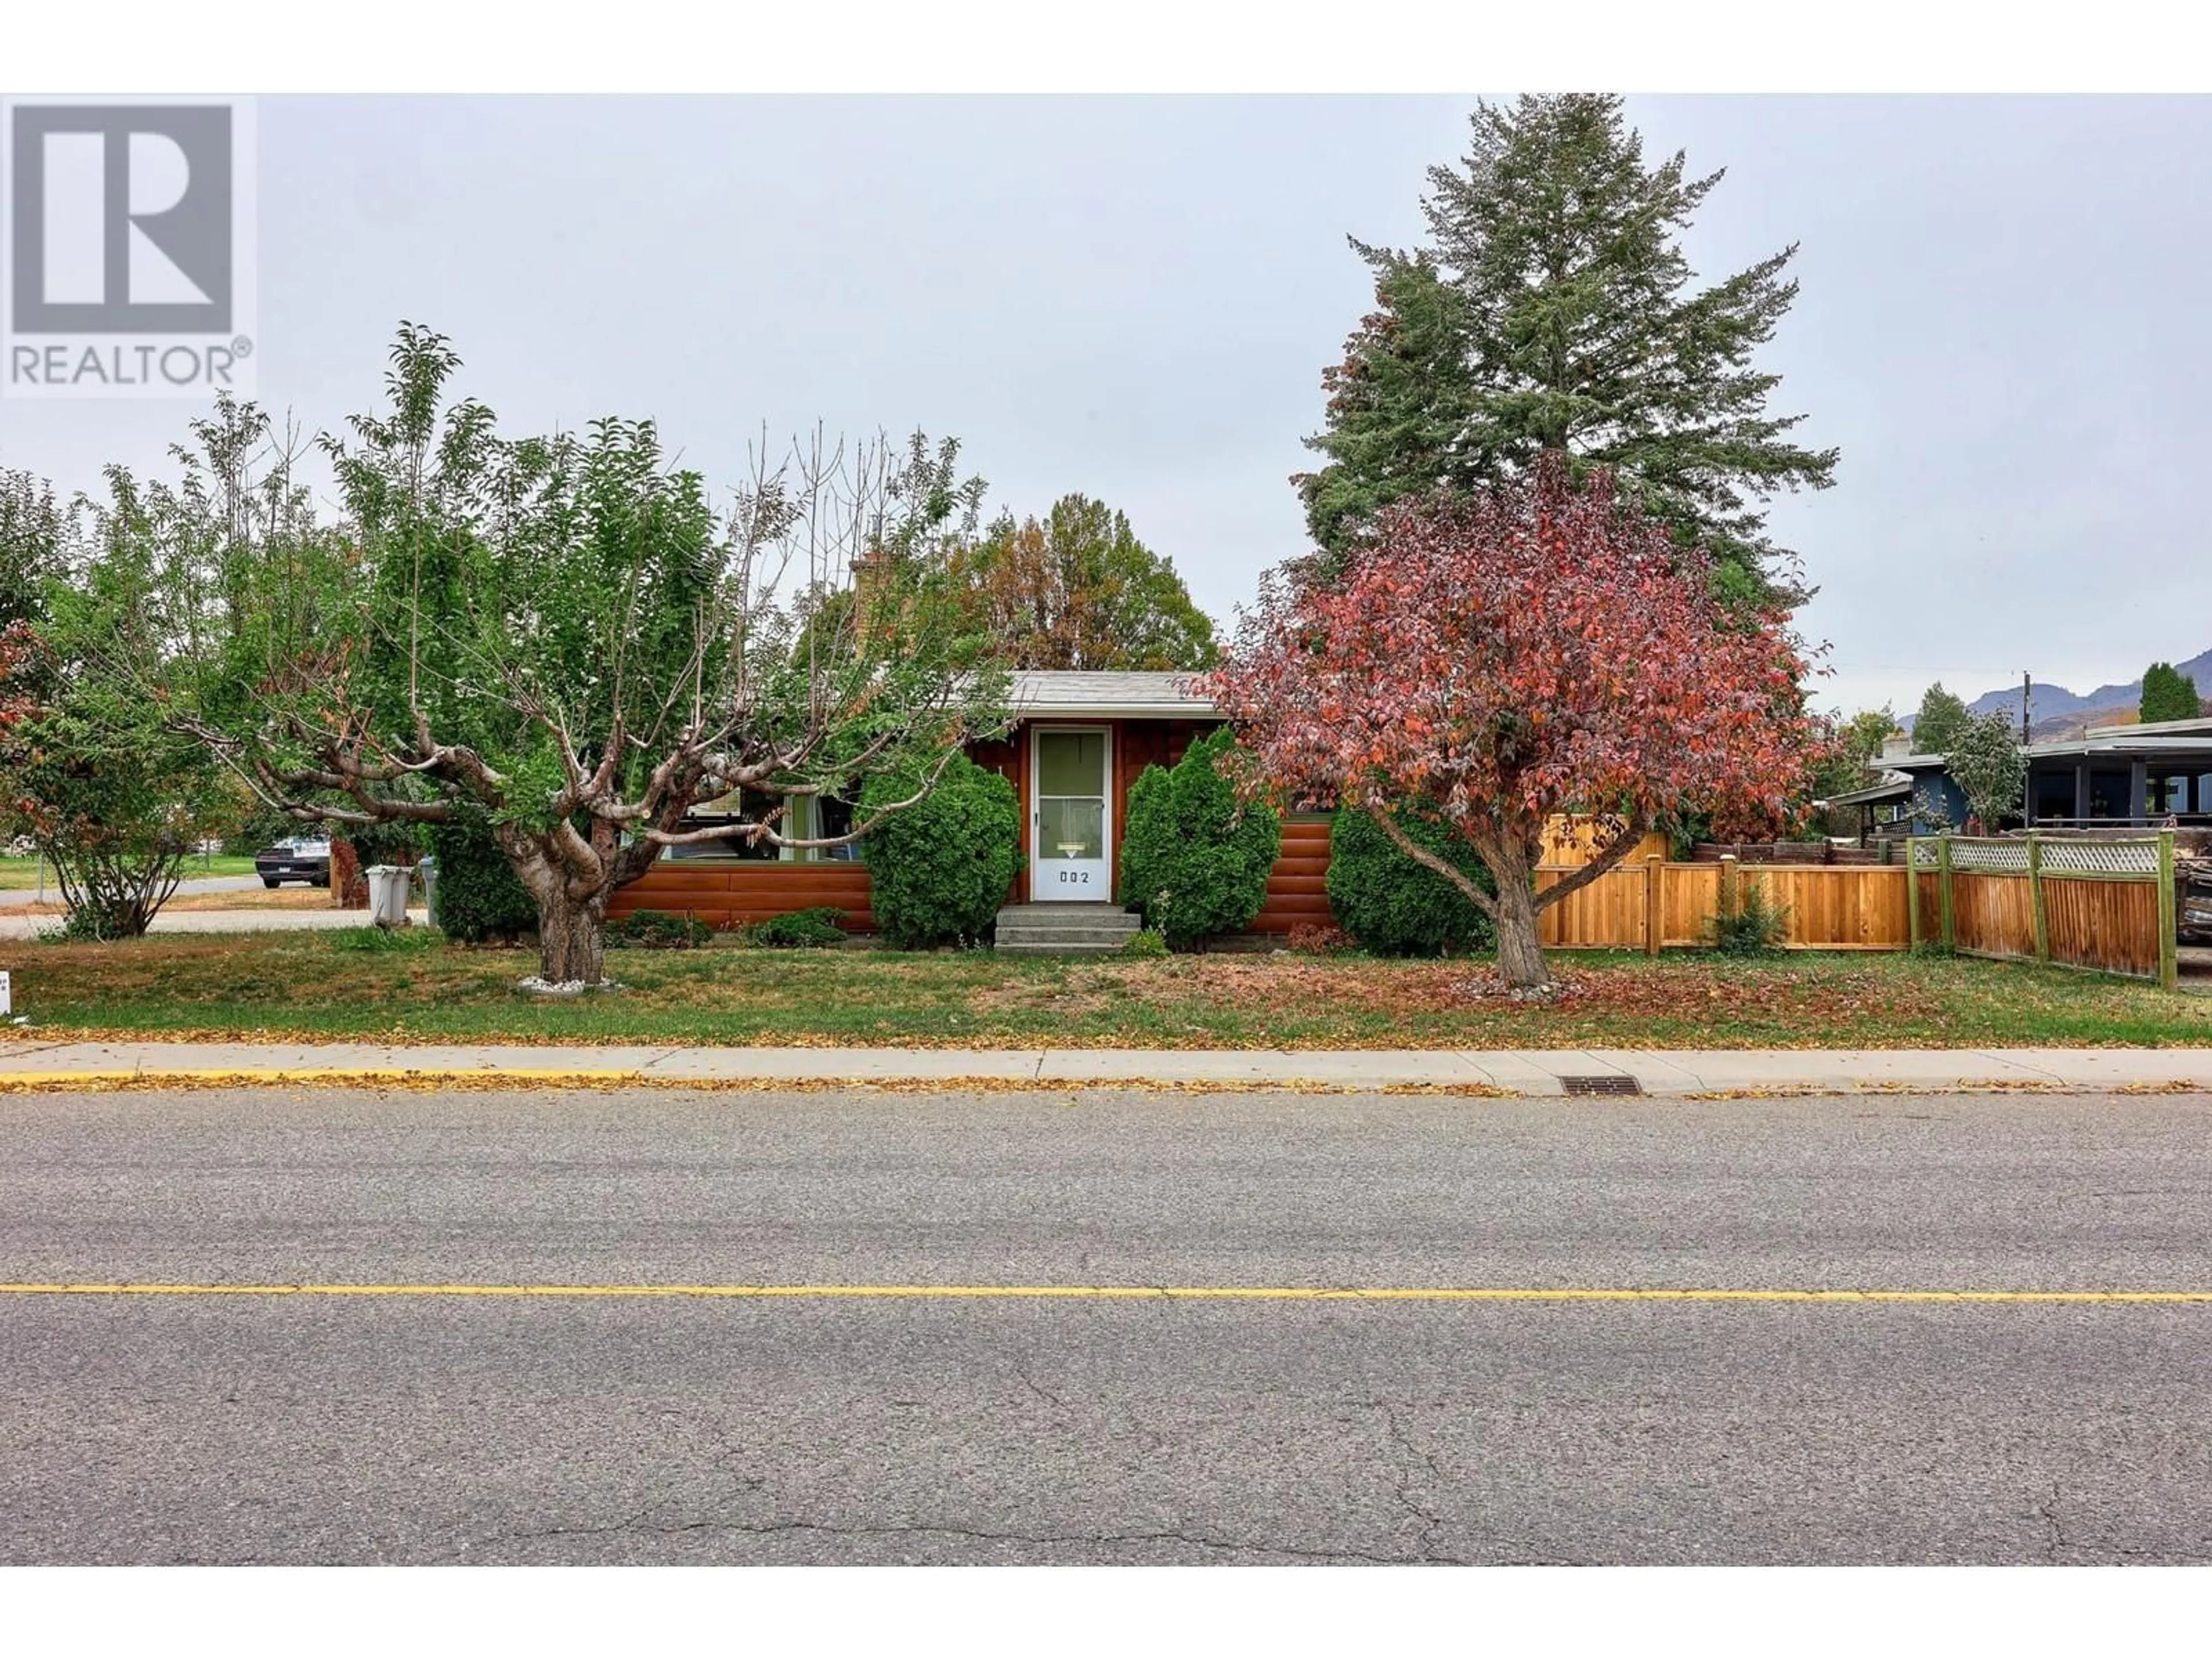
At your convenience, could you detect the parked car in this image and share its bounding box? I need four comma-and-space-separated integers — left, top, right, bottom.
253, 836, 332, 888
2182, 866, 2212, 946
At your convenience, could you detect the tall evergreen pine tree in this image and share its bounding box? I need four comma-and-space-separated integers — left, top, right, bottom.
1299, 95, 1837, 602
2139, 661, 2202, 725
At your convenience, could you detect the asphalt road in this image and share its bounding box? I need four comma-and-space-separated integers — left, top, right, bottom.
2, 1085, 2209, 1565
0, 873, 263, 908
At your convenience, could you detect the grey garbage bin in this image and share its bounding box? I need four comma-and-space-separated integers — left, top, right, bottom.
418, 855, 440, 927
365, 865, 412, 927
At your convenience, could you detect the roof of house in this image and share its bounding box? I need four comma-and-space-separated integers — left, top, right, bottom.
1009, 671, 1218, 719
1825, 773, 1915, 808
2080, 714, 2212, 740
2024, 734, 2212, 760
1871, 752, 1950, 772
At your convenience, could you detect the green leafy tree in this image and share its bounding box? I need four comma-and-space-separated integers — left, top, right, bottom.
1946, 711, 2025, 830
96, 325, 1007, 987
2140, 661, 2202, 725
1910, 683, 1972, 756
941, 494, 1218, 670
2, 483, 236, 938
1116, 727, 1281, 947
1802, 706, 1900, 836
1298, 94, 1836, 601
1840, 707, 1899, 764
0, 471, 67, 631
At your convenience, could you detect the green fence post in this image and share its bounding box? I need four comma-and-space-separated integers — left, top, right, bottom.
2158, 830, 2179, 991
1938, 834, 1956, 952
1906, 837, 1921, 946
2029, 832, 2049, 964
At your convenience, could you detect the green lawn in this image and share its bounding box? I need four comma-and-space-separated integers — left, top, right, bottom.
3, 932, 2208, 1048
0, 855, 259, 891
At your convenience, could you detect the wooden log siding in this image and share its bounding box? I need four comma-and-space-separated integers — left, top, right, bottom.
608, 862, 876, 934
606, 801, 1324, 937
1249, 815, 1332, 934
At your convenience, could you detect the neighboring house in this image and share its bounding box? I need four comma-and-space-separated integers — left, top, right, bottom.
2021, 714, 2212, 827
613, 671, 1331, 936
1828, 733, 1967, 837
1829, 717, 2212, 834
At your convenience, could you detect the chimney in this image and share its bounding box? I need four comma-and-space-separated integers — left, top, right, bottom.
1881, 731, 1913, 760
850, 547, 898, 650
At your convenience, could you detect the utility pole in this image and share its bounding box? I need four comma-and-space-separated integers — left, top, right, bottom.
2020, 672, 2032, 745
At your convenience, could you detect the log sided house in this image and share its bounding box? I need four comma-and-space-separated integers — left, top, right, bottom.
608, 671, 1331, 940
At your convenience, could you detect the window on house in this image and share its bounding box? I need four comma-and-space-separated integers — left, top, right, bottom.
668, 789, 788, 861
2088, 770, 2131, 819
813, 791, 859, 860
2031, 772, 2075, 823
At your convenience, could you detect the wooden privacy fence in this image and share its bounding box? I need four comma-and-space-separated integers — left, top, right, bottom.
1906, 832, 2178, 988
1536, 857, 1910, 953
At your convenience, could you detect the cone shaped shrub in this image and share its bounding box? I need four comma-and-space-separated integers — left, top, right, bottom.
1116, 726, 1282, 948
861, 752, 1021, 949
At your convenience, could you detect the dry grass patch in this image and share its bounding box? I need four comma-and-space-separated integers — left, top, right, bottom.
3, 932, 2210, 1049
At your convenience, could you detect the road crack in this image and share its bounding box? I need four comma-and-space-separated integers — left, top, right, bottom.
461, 1512, 1465, 1564
1370, 1397, 1450, 1555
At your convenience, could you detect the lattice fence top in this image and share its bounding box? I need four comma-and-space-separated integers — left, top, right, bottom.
1908, 835, 2164, 876
2040, 838, 2162, 876
1949, 840, 2031, 873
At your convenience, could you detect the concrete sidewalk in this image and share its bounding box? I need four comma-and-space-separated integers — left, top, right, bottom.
1, 1040, 2210, 1096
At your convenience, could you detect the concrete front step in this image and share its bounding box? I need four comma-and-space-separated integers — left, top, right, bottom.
994, 903, 1143, 953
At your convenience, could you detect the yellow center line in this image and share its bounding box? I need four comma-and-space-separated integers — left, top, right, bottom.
0, 1282, 2207, 1304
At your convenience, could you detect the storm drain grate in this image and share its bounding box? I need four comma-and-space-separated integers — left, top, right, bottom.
1560, 1074, 1643, 1097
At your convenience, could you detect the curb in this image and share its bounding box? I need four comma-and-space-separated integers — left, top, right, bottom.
3, 1065, 2211, 1099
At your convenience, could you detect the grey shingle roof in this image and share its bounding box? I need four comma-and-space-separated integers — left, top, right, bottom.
1010, 671, 1218, 717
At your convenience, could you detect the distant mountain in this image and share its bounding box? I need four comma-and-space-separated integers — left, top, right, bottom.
1957, 647, 2212, 732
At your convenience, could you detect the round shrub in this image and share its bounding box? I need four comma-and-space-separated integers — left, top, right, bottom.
744, 906, 847, 949
1116, 726, 1282, 948
861, 752, 1022, 949
1325, 804, 1495, 957
426, 814, 537, 944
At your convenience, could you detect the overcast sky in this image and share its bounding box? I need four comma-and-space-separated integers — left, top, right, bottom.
5, 94, 2210, 717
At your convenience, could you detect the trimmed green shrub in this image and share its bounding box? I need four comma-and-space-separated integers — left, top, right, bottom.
608, 908, 713, 950
1325, 804, 1496, 957
1708, 880, 1790, 955
1116, 727, 1282, 948
861, 752, 1022, 949
744, 906, 847, 949
348, 819, 425, 865
1118, 927, 1169, 960
425, 815, 537, 944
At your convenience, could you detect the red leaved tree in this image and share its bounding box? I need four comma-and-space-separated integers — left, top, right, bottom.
1208, 461, 1821, 990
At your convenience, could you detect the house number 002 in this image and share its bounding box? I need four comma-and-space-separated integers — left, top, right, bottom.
1058, 871, 1090, 884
